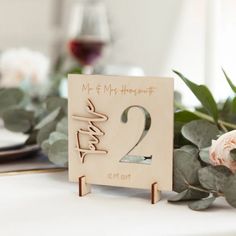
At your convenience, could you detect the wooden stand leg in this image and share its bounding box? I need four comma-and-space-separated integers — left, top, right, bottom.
78, 176, 91, 197
151, 182, 161, 204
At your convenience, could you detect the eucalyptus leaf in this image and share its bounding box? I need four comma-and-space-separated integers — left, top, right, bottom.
180, 145, 199, 157
173, 70, 218, 123
174, 111, 200, 144
35, 107, 60, 130
183, 189, 209, 200
46, 97, 67, 114
2, 109, 34, 132
41, 131, 67, 155
168, 189, 189, 202
36, 121, 57, 144
47, 131, 67, 145
56, 117, 68, 135
224, 174, 236, 208
41, 139, 51, 155
230, 149, 236, 161
188, 197, 216, 211
174, 122, 191, 148
173, 149, 208, 199
173, 149, 201, 192
48, 139, 68, 166
181, 120, 219, 148
199, 147, 211, 164
222, 68, 236, 93
0, 88, 24, 115
198, 166, 232, 192
168, 189, 208, 202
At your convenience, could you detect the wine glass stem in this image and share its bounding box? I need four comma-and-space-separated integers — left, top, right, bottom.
82, 65, 94, 74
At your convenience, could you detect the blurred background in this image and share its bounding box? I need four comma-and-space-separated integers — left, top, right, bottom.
0, 0, 236, 104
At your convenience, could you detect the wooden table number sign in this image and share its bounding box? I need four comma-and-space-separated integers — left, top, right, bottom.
68, 75, 173, 204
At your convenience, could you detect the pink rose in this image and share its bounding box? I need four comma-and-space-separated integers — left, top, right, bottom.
209, 130, 236, 173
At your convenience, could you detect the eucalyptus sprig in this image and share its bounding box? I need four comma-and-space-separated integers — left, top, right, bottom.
0, 89, 68, 166
171, 69, 236, 210
1, 69, 236, 211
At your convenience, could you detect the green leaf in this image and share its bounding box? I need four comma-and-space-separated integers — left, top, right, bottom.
47, 131, 67, 144
168, 189, 189, 202
48, 139, 68, 166
221, 97, 231, 114
46, 97, 67, 114
219, 97, 236, 122
230, 97, 236, 114
174, 149, 201, 192
66, 66, 82, 75
199, 147, 211, 164
183, 189, 209, 200
36, 121, 57, 144
35, 107, 60, 130
174, 112, 200, 148
173, 70, 218, 123
168, 189, 208, 202
188, 197, 216, 211
41, 140, 51, 155
173, 149, 208, 199
175, 111, 199, 123
25, 130, 38, 145
198, 166, 232, 192
222, 68, 236, 93
0, 88, 24, 115
223, 174, 236, 208
41, 131, 67, 155
2, 109, 34, 132
181, 120, 219, 149
56, 117, 68, 135
180, 145, 199, 157
230, 149, 236, 161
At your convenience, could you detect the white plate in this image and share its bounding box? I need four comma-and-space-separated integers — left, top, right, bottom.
0, 129, 28, 150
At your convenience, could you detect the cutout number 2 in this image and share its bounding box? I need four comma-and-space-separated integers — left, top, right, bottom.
119, 105, 152, 165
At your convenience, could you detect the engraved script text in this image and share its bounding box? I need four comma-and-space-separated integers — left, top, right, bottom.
72, 99, 108, 163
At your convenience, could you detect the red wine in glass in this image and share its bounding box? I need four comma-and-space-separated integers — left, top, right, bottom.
69, 39, 105, 66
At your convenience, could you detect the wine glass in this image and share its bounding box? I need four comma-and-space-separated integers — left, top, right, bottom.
68, 0, 110, 74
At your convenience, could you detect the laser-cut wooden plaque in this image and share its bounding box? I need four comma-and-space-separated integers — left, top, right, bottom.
68, 74, 173, 204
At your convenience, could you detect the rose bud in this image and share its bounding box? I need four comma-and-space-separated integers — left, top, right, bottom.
209, 130, 236, 173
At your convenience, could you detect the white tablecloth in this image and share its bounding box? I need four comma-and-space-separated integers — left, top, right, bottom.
0, 171, 235, 236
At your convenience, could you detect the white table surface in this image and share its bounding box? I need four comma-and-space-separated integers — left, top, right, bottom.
0, 171, 235, 236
